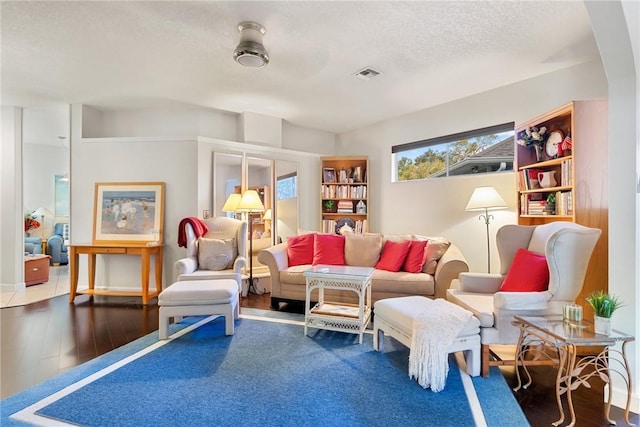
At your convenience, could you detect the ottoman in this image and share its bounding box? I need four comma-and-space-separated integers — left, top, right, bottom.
374, 296, 481, 377
158, 279, 239, 339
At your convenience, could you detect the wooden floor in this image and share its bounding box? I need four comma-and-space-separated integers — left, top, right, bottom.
1, 292, 637, 426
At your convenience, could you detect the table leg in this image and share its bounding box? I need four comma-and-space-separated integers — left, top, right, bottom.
552, 345, 571, 427
88, 254, 97, 291
68, 248, 79, 303
611, 340, 636, 427
141, 249, 150, 305
154, 248, 163, 295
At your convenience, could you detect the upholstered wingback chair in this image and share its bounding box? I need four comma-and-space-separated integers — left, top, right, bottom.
175, 217, 247, 292
25, 236, 43, 255
47, 223, 69, 265
446, 221, 601, 376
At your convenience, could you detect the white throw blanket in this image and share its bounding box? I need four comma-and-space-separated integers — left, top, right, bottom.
409, 298, 472, 392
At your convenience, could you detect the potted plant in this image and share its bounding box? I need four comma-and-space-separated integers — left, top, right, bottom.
585, 290, 623, 335
545, 193, 556, 215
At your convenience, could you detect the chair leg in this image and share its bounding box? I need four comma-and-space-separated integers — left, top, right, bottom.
481, 344, 490, 377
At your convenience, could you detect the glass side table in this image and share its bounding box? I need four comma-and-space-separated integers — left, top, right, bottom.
512, 315, 635, 427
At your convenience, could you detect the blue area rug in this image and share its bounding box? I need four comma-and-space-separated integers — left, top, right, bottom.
2, 312, 529, 426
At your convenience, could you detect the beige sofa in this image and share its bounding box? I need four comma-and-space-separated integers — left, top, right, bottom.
258, 233, 469, 309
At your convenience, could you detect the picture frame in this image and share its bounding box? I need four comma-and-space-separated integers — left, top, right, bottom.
93, 182, 165, 244
323, 168, 336, 183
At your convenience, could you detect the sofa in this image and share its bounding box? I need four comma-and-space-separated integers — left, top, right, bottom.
258, 232, 469, 309
46, 223, 69, 265
25, 236, 43, 255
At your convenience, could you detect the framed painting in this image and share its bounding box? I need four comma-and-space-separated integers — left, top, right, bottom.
93, 182, 165, 244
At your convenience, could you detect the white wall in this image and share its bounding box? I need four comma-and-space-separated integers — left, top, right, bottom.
337, 59, 608, 273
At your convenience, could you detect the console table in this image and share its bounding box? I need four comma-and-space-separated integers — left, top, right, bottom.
68, 242, 163, 305
512, 315, 635, 427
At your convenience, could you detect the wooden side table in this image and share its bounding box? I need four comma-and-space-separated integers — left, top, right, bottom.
68, 242, 163, 305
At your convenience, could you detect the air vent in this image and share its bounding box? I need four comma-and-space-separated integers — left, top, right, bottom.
354, 67, 382, 81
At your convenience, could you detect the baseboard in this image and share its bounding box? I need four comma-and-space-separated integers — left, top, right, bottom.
609, 384, 640, 414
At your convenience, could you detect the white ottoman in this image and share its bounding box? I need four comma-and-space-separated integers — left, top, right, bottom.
158, 279, 239, 339
374, 296, 481, 377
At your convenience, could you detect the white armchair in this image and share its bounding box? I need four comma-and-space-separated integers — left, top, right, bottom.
175, 217, 247, 292
446, 221, 601, 376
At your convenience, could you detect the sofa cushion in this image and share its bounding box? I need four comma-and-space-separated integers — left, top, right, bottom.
344, 233, 382, 267
500, 248, 549, 292
287, 234, 315, 266
415, 238, 451, 275
313, 234, 345, 265
402, 240, 428, 273
371, 270, 435, 296
198, 237, 234, 270
376, 240, 411, 272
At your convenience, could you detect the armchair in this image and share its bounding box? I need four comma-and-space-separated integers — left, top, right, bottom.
46, 223, 69, 265
25, 237, 43, 255
175, 217, 247, 293
446, 221, 601, 376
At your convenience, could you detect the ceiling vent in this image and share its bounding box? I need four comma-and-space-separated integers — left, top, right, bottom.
233, 21, 269, 68
354, 67, 382, 81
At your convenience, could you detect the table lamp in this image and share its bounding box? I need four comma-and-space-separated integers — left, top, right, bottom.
32, 207, 54, 239
222, 193, 242, 218
465, 187, 506, 273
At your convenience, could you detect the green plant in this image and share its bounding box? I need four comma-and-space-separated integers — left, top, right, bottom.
546, 193, 556, 204
586, 290, 623, 318
323, 200, 335, 212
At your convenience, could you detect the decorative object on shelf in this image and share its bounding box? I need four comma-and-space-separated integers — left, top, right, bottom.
356, 200, 367, 214
323, 200, 336, 213
561, 133, 572, 155
545, 193, 556, 215
517, 126, 548, 162
32, 207, 53, 239
323, 168, 336, 183
538, 170, 557, 188
465, 186, 507, 273
586, 290, 624, 335
335, 217, 356, 235
563, 303, 583, 322
545, 130, 564, 159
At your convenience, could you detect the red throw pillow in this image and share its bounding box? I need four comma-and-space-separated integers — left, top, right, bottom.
402, 240, 428, 273
376, 240, 411, 272
312, 234, 345, 265
500, 248, 549, 292
287, 234, 315, 266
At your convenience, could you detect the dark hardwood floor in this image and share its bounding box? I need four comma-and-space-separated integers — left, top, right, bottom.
1, 293, 637, 426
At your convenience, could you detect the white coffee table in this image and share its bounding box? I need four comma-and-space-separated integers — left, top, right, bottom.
303, 264, 374, 344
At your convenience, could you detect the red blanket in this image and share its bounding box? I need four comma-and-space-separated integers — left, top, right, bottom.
177, 217, 209, 248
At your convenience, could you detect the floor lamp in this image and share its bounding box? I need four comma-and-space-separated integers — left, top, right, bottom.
465, 187, 506, 273
221, 193, 242, 219
236, 190, 265, 294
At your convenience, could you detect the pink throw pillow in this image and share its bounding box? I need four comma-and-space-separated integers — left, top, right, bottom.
376, 240, 411, 272
500, 248, 549, 292
287, 234, 315, 266
312, 234, 346, 265
402, 240, 428, 273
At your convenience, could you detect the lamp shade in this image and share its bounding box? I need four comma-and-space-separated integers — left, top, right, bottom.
465, 187, 507, 211
32, 207, 54, 217
222, 193, 242, 213
236, 190, 265, 213
263, 209, 272, 221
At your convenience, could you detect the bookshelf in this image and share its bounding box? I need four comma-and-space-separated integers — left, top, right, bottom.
515, 100, 608, 308
321, 156, 369, 234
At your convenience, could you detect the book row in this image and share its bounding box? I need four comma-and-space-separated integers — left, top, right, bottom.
321, 184, 367, 199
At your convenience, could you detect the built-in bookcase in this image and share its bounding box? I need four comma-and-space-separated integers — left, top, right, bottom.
320, 156, 368, 234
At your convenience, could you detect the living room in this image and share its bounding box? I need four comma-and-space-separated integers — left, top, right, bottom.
1, 1, 638, 425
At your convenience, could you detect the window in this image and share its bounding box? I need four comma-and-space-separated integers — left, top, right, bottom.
392, 122, 515, 182
277, 172, 297, 200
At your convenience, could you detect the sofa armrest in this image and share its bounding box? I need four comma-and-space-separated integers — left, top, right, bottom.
258, 242, 289, 297
47, 235, 63, 258
175, 256, 198, 280
458, 272, 504, 293
433, 244, 469, 299
233, 256, 248, 275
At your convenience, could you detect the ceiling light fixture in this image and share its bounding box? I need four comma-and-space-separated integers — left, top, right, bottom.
233, 21, 269, 68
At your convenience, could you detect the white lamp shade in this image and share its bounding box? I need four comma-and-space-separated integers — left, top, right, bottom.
222, 193, 242, 212
263, 209, 272, 221
236, 190, 265, 213
465, 187, 507, 211
32, 207, 54, 217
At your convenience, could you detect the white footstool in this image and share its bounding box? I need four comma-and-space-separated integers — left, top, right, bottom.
373, 296, 481, 377
158, 279, 239, 339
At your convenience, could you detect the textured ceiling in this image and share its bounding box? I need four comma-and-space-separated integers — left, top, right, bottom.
1, 1, 599, 135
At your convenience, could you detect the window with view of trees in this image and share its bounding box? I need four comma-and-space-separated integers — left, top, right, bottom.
392, 122, 515, 182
